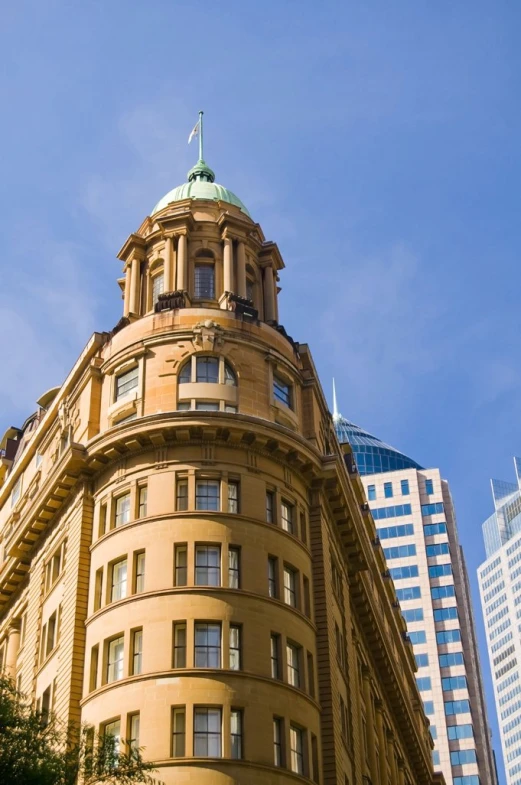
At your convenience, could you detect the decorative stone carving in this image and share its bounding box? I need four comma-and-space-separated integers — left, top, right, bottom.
193, 320, 224, 350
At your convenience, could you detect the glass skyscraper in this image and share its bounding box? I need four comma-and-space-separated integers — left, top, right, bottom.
334, 396, 497, 785
478, 458, 521, 785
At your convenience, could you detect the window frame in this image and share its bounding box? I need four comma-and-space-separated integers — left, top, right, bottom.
193, 707, 222, 758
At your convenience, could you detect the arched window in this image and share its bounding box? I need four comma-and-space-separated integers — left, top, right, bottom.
177, 356, 238, 412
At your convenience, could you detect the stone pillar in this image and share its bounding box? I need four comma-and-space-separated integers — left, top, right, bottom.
129, 257, 141, 315
177, 234, 188, 291
236, 240, 246, 298
223, 237, 233, 293
263, 264, 276, 322
164, 236, 173, 292
123, 263, 131, 317
5, 620, 21, 679
375, 700, 388, 785
362, 668, 378, 785
387, 731, 399, 785
397, 759, 406, 785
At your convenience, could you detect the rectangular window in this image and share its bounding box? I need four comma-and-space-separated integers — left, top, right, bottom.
90, 644, 99, 692
416, 677, 432, 691
389, 565, 419, 580
111, 559, 127, 602
450, 749, 477, 766
428, 563, 452, 578
11, 477, 22, 508
172, 707, 186, 757
421, 502, 444, 516
415, 653, 429, 667
281, 500, 294, 534
195, 401, 219, 411
431, 584, 455, 600
102, 719, 121, 752
367, 485, 376, 501
152, 272, 164, 305
273, 717, 284, 766
115, 493, 131, 528
436, 629, 462, 645
425, 479, 434, 495
128, 713, 140, 754
99, 502, 107, 536
194, 707, 222, 757
107, 636, 124, 683
396, 586, 421, 601
307, 652, 315, 698
194, 264, 216, 299
426, 542, 450, 557
290, 725, 305, 775
195, 545, 221, 586
424, 522, 448, 536
228, 481, 239, 513
439, 652, 464, 667
176, 479, 188, 511
408, 630, 427, 645
268, 557, 278, 598
41, 607, 60, 661
384, 482, 393, 498
303, 576, 311, 618
287, 643, 301, 688
447, 724, 474, 740
271, 634, 281, 679
134, 552, 145, 593
284, 566, 297, 607
229, 625, 241, 670
442, 675, 467, 691
401, 479, 410, 495
45, 541, 67, 593
196, 480, 220, 511
138, 486, 147, 518
266, 491, 275, 523
194, 622, 221, 668
402, 608, 424, 623
444, 699, 471, 716
273, 374, 293, 408
196, 356, 219, 383
131, 629, 142, 675
433, 606, 458, 622
94, 568, 104, 611
231, 709, 243, 759
115, 366, 138, 400
173, 623, 187, 668
228, 547, 240, 589
175, 545, 187, 586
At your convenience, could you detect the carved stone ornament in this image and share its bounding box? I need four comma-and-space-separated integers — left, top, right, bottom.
193, 320, 225, 351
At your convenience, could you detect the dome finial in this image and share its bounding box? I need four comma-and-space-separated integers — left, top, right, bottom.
187, 110, 215, 184
332, 378, 340, 422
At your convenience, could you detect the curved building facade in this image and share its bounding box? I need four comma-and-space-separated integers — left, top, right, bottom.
0, 148, 443, 785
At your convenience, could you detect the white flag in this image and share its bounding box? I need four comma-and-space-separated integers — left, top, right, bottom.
188, 120, 200, 144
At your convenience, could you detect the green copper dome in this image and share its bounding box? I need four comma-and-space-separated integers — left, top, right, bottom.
151, 157, 251, 218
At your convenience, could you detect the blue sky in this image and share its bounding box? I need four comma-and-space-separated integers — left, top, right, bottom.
2, 2, 520, 780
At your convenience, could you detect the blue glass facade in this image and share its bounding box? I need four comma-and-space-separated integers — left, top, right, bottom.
482, 458, 521, 558
333, 414, 423, 476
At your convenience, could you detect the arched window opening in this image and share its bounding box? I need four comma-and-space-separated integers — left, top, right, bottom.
194, 264, 215, 299
196, 357, 219, 383
177, 355, 238, 411
179, 362, 191, 384
224, 362, 237, 386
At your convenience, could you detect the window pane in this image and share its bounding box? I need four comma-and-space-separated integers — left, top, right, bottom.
196, 480, 220, 511
273, 718, 283, 766
175, 546, 187, 586
176, 480, 188, 511
228, 482, 239, 514
228, 547, 240, 588
135, 553, 145, 593
195, 623, 221, 668
195, 546, 221, 586
115, 494, 131, 527
229, 626, 241, 670
281, 501, 294, 533
287, 643, 301, 687
132, 630, 142, 675
231, 709, 242, 759
273, 375, 292, 408
195, 401, 219, 411
107, 637, 124, 683
129, 713, 140, 753
196, 357, 219, 383
138, 487, 147, 518
111, 560, 127, 602
152, 272, 164, 305
174, 623, 186, 668
179, 363, 191, 384
284, 567, 296, 607
290, 725, 304, 774
266, 491, 275, 523
116, 367, 138, 400
194, 708, 222, 757
194, 265, 215, 299
224, 362, 237, 386
271, 635, 280, 678
172, 708, 186, 756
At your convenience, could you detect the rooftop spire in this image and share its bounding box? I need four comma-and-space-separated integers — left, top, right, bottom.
187, 109, 215, 184
332, 378, 340, 422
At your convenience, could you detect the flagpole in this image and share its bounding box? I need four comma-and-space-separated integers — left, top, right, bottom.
198, 110, 204, 161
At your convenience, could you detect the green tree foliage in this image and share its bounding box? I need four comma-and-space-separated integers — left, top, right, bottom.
0, 677, 158, 785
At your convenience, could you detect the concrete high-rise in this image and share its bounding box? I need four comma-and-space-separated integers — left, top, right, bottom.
334, 401, 497, 785
478, 458, 521, 785
0, 126, 444, 785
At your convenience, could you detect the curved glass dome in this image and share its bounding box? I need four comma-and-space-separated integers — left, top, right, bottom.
152, 158, 251, 218
334, 414, 423, 476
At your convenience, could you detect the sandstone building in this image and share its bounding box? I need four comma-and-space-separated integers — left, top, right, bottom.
0, 134, 444, 785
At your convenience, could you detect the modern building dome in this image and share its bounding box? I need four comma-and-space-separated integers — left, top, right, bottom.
331, 383, 423, 475
151, 157, 251, 218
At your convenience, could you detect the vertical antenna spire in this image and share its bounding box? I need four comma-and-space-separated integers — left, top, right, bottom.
198, 109, 204, 161
332, 378, 340, 421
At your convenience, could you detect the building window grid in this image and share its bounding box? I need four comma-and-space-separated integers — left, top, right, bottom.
283, 566, 297, 607
172, 707, 186, 757
195, 545, 221, 586
132, 629, 143, 675
229, 625, 241, 671
281, 500, 294, 534
287, 643, 301, 688
115, 494, 131, 527
194, 707, 222, 757
195, 480, 220, 511
228, 547, 240, 589
194, 623, 221, 668
175, 545, 187, 586
107, 636, 124, 683
135, 552, 145, 593
173, 623, 187, 668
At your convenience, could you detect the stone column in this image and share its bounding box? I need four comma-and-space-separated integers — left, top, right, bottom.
263, 264, 276, 321
129, 257, 141, 315
123, 263, 131, 317
5, 620, 21, 679
387, 730, 399, 785
223, 236, 233, 293
177, 234, 188, 291
236, 240, 246, 298
362, 668, 378, 785
397, 759, 406, 785
164, 236, 173, 292
375, 700, 388, 785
